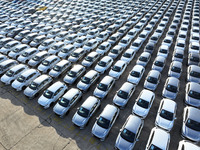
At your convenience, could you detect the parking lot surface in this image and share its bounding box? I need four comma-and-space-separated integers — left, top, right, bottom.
0, 0, 200, 150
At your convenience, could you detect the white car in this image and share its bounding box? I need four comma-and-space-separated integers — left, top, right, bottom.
152, 56, 166, 72
118, 36, 132, 49
11, 69, 41, 91
38, 55, 61, 73
38, 38, 56, 51
17, 48, 39, 63
188, 42, 200, 54
127, 65, 145, 85
73, 36, 88, 48
8, 44, 30, 59
38, 81, 68, 109
48, 42, 65, 55
57, 44, 76, 59
63, 64, 86, 85
113, 82, 136, 108
172, 49, 184, 62
136, 52, 151, 67
68, 48, 86, 63
96, 42, 111, 56
1, 64, 29, 85
95, 56, 113, 74
83, 39, 98, 52
53, 88, 82, 117
187, 65, 200, 83
120, 49, 136, 64
144, 70, 161, 91
95, 31, 109, 43
178, 140, 200, 150
108, 45, 124, 59
28, 51, 49, 67
109, 60, 127, 79
157, 45, 169, 58
72, 96, 100, 129
132, 89, 155, 119
168, 61, 182, 79
81, 52, 100, 68
155, 99, 177, 131
145, 127, 170, 150
115, 115, 144, 150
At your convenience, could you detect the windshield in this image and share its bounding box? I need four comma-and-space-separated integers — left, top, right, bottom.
86, 42, 92, 47
171, 66, 181, 73
43, 90, 53, 99
111, 49, 119, 54
109, 37, 116, 41
41, 42, 48, 46
97, 83, 107, 91
154, 61, 163, 67
137, 98, 149, 109
29, 82, 38, 90
120, 39, 128, 44
97, 116, 110, 129
188, 90, 200, 99
85, 56, 93, 62
67, 71, 77, 77
17, 75, 25, 83
22, 52, 29, 57
42, 60, 50, 66
186, 119, 200, 131
160, 49, 167, 53
77, 107, 90, 118
149, 144, 162, 150
160, 109, 173, 121
151, 37, 158, 41
98, 61, 106, 67
123, 53, 131, 58
6, 70, 14, 77
120, 128, 135, 143
147, 76, 157, 84
53, 65, 61, 72
117, 90, 128, 99
139, 56, 148, 62
71, 52, 79, 58
99, 45, 106, 50
190, 71, 200, 78
130, 71, 140, 77
81, 76, 90, 84
166, 84, 177, 93
32, 56, 40, 61
191, 56, 199, 62
112, 66, 121, 72
175, 53, 183, 58
58, 97, 70, 107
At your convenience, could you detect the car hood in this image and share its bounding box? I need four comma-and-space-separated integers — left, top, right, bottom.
92, 123, 108, 138
186, 95, 200, 107
68, 56, 78, 62
77, 82, 89, 91
30, 41, 38, 47
38, 64, 48, 72
49, 70, 59, 78
64, 76, 75, 84
24, 87, 36, 97
113, 95, 127, 106
133, 105, 148, 118
38, 45, 47, 51
1, 75, 11, 84
53, 103, 68, 115
95, 66, 104, 73
72, 113, 87, 126
128, 76, 139, 84
115, 135, 133, 150
145, 81, 156, 91
38, 96, 51, 106
12, 80, 22, 90
109, 70, 120, 78
82, 60, 92, 67
183, 124, 200, 142
163, 90, 176, 100
93, 88, 106, 99
156, 116, 173, 130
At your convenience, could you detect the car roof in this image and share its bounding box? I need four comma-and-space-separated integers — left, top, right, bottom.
187, 106, 200, 121
155, 56, 165, 62
160, 44, 169, 49
125, 115, 142, 132
172, 61, 182, 68
191, 42, 200, 46
133, 65, 144, 72
33, 74, 50, 84
15, 44, 28, 49
53, 41, 64, 46
56, 60, 69, 67
140, 89, 154, 102
120, 82, 135, 92
84, 70, 98, 78
82, 96, 99, 110
21, 69, 38, 77
43, 38, 54, 43
114, 60, 126, 67
162, 99, 176, 113
190, 65, 200, 72
174, 49, 184, 54
151, 127, 170, 149
101, 104, 118, 120
167, 77, 179, 85
101, 56, 112, 62
45, 55, 59, 61
73, 48, 85, 53
188, 82, 200, 92
141, 52, 150, 57
63, 88, 80, 100
48, 81, 65, 92
0, 59, 17, 65
149, 70, 160, 78
101, 75, 114, 84
71, 64, 84, 72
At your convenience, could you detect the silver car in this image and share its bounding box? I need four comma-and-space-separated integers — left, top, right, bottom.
57, 44, 76, 59
115, 115, 144, 150
162, 77, 180, 100
17, 48, 39, 64
95, 56, 113, 74
144, 70, 161, 91
77, 70, 100, 92
72, 96, 100, 129
93, 76, 115, 100
92, 104, 119, 141
68, 48, 86, 63
0, 59, 18, 75
1, 64, 29, 85
182, 106, 200, 142
48, 42, 65, 55
132, 89, 155, 119
11, 69, 41, 91
0, 54, 8, 63
38, 38, 56, 51
172, 49, 184, 63
120, 48, 136, 64
28, 51, 49, 67
49, 60, 71, 78
109, 60, 127, 80
127, 65, 145, 85
185, 82, 200, 108
168, 61, 182, 79
53, 88, 82, 117
8, 44, 30, 59
113, 82, 136, 108
96, 42, 111, 56
38, 81, 68, 109
63, 64, 86, 85
38, 55, 61, 73
155, 99, 177, 131
81, 51, 100, 68
188, 53, 200, 66
152, 56, 166, 72
145, 127, 170, 150
187, 65, 200, 83
24, 74, 53, 99
136, 52, 151, 67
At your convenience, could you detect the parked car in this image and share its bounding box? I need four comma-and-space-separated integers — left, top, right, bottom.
132, 89, 155, 119
24, 74, 53, 99
68, 48, 86, 63
17, 48, 39, 63
77, 70, 100, 92
152, 56, 166, 72
38, 38, 56, 51
11, 69, 41, 91
72, 96, 100, 128
53, 88, 82, 117
155, 99, 177, 131
115, 115, 144, 150
83, 39, 99, 52
162, 77, 180, 100
127, 65, 145, 85
57, 44, 76, 59
157, 45, 169, 58
38, 81, 68, 109
96, 42, 111, 56
136, 52, 151, 67
63, 64, 86, 85
188, 53, 200, 66
0, 59, 18, 75
21, 32, 38, 44
144, 70, 161, 91
187, 65, 200, 83
92, 104, 119, 141
81, 52, 100, 68
113, 82, 136, 108
1, 64, 28, 85
95, 56, 113, 74
38, 55, 61, 73
93, 75, 115, 100
49, 60, 71, 78
28, 51, 49, 67
8, 44, 30, 59
145, 127, 170, 150
108, 45, 124, 60
0, 54, 8, 63
0, 40, 21, 55
109, 60, 127, 79
178, 140, 200, 150
29, 35, 46, 47
188, 42, 200, 54
182, 106, 200, 142
168, 61, 182, 79
14, 30, 31, 41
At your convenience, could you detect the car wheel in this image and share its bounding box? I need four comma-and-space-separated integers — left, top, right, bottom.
22, 86, 26, 90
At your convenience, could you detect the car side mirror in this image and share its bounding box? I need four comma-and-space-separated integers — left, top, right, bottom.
174, 117, 177, 120
136, 139, 139, 142
120, 129, 122, 132
77, 107, 79, 110
96, 117, 99, 120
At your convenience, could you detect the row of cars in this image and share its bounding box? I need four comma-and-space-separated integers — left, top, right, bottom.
0, 0, 199, 149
